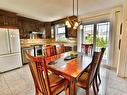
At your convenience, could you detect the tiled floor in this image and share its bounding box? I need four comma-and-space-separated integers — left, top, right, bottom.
0, 65, 127, 95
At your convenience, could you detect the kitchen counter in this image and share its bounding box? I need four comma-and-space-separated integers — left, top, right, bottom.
20, 39, 77, 64
20, 39, 77, 48
21, 42, 77, 48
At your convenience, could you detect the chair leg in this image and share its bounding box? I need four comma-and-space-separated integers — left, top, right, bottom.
36, 89, 39, 95
98, 72, 101, 85
93, 81, 97, 95
86, 88, 89, 95
95, 75, 99, 92
65, 88, 70, 95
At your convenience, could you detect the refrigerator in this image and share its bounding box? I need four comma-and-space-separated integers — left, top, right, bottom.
0, 28, 22, 73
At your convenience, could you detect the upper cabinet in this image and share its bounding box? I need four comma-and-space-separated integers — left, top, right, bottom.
0, 9, 77, 39
44, 22, 51, 38
5, 16, 17, 26
17, 16, 44, 39
0, 10, 17, 27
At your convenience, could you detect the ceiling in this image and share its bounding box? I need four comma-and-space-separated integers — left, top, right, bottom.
0, 0, 124, 22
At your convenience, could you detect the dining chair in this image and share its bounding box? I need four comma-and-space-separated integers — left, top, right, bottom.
82, 44, 93, 55
60, 44, 65, 53
76, 51, 101, 95
95, 48, 106, 92
26, 53, 69, 95
43, 45, 57, 63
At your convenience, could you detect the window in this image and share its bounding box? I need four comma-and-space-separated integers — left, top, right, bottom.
83, 24, 94, 44
56, 26, 67, 41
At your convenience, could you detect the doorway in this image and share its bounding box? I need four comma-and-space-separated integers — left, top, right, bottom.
82, 21, 110, 65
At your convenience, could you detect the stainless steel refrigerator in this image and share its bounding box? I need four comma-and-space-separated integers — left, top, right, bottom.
0, 28, 22, 72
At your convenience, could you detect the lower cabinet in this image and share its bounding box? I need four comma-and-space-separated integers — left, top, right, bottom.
65, 45, 77, 52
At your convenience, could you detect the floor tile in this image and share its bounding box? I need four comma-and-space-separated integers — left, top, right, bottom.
0, 64, 127, 95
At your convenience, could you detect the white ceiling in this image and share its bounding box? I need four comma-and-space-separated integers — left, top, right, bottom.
0, 0, 124, 22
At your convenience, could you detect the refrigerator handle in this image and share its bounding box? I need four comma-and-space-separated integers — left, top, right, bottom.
8, 30, 12, 53
8, 29, 21, 54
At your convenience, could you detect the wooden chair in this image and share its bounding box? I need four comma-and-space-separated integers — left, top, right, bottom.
76, 52, 101, 95
43, 45, 58, 63
26, 53, 69, 95
95, 48, 106, 92
82, 44, 93, 55
60, 44, 65, 53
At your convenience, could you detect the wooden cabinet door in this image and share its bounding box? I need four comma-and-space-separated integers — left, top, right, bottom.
5, 16, 17, 26
45, 22, 51, 38
17, 21, 25, 39
0, 15, 5, 26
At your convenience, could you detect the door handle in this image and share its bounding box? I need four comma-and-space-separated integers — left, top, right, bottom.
120, 23, 122, 35
119, 39, 121, 50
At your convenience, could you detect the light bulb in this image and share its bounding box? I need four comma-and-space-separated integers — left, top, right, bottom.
65, 21, 69, 25
65, 20, 71, 28
68, 23, 71, 28
73, 26, 76, 29
74, 22, 79, 27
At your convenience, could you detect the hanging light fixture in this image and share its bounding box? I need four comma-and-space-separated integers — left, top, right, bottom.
65, 0, 80, 29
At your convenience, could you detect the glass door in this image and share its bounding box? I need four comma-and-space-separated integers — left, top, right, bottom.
82, 22, 110, 65
96, 22, 110, 64
82, 24, 94, 56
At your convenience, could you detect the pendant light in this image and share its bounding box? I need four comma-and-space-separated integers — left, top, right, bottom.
65, 0, 80, 29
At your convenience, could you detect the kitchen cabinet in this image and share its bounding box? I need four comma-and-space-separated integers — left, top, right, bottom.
65, 46, 72, 52
45, 22, 51, 38
17, 16, 44, 39
0, 15, 5, 26
0, 10, 17, 26
65, 45, 77, 52
5, 16, 17, 26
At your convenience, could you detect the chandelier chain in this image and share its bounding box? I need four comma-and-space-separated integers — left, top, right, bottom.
73, 0, 74, 16
77, 0, 78, 18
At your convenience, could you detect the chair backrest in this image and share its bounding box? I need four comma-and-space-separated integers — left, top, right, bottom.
26, 53, 51, 95
87, 51, 101, 85
60, 44, 65, 53
43, 45, 57, 57
43, 46, 52, 57
97, 48, 106, 71
51, 45, 57, 55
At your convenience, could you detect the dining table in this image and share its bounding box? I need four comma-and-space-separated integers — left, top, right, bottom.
47, 51, 92, 95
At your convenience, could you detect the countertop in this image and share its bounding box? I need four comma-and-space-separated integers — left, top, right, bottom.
21, 43, 77, 48
20, 39, 77, 48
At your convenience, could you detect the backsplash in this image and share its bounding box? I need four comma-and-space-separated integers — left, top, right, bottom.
20, 39, 55, 45
20, 38, 77, 45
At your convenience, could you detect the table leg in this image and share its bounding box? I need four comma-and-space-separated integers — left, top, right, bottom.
70, 78, 77, 95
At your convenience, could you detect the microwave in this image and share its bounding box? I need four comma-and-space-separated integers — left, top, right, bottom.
29, 31, 44, 39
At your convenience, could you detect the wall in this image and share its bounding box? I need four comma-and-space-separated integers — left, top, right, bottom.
78, 6, 123, 68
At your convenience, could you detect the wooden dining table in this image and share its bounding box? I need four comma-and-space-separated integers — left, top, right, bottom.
47, 52, 92, 95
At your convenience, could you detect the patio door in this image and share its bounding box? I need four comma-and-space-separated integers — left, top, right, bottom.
82, 22, 110, 65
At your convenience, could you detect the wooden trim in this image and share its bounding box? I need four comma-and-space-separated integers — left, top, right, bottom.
0, 26, 17, 29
